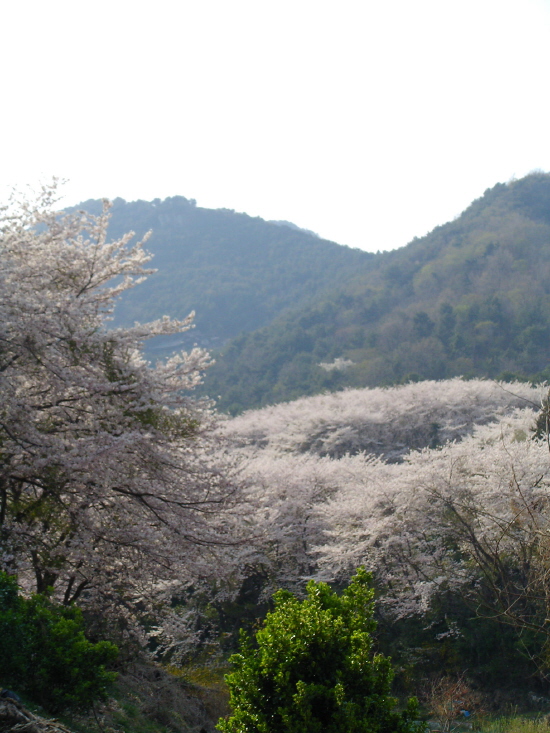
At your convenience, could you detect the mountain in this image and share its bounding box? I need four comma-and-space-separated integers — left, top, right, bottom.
72, 196, 372, 353
201, 172, 550, 412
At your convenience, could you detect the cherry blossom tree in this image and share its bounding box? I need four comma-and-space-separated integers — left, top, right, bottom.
0, 184, 243, 638
237, 449, 342, 597
221, 375, 550, 673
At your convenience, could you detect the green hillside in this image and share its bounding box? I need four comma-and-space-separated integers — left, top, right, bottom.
202, 172, 550, 413
74, 196, 372, 352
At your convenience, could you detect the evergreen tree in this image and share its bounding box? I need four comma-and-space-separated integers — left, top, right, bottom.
218, 568, 422, 733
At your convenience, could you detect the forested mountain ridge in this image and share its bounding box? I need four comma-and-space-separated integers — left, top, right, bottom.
72, 196, 373, 351
202, 172, 550, 412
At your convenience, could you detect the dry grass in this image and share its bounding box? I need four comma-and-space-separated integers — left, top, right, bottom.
479, 716, 550, 733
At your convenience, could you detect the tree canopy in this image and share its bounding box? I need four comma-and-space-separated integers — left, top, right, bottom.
209, 377, 550, 690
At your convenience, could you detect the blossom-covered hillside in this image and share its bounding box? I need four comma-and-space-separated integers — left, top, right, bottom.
225, 378, 543, 461
223, 378, 550, 688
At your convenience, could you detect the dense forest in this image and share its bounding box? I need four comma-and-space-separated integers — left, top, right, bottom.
200, 173, 550, 412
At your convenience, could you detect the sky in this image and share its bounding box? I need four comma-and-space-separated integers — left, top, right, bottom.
2, 0, 550, 252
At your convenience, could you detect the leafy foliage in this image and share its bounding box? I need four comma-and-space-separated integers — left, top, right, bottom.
0, 572, 118, 711
218, 569, 422, 733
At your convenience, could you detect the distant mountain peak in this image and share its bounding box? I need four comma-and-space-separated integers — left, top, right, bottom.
268, 219, 320, 237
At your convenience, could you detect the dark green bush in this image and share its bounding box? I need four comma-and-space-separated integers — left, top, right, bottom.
218, 568, 423, 733
0, 572, 118, 711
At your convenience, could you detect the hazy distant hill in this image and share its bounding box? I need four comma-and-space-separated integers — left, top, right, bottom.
74, 196, 372, 352
202, 172, 550, 412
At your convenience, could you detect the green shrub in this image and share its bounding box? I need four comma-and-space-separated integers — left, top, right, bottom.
218, 568, 423, 733
0, 572, 118, 711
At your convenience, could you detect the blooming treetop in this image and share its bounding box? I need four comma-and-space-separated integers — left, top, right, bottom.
308, 410, 550, 661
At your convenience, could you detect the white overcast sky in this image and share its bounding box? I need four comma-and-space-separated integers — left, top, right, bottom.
2, 0, 550, 252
